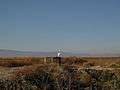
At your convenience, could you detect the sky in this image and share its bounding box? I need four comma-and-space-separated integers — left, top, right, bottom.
0, 0, 120, 53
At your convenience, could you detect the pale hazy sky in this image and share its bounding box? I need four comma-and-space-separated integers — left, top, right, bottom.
0, 0, 120, 53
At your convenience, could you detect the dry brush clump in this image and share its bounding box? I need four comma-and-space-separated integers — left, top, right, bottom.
9, 63, 93, 90
109, 61, 120, 68
0, 60, 32, 67
83, 62, 95, 68
0, 57, 120, 90
0, 57, 46, 68
63, 56, 87, 65
85, 69, 120, 90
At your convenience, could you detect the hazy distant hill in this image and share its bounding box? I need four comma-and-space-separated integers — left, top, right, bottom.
0, 49, 89, 57
0, 49, 119, 57
0, 49, 56, 57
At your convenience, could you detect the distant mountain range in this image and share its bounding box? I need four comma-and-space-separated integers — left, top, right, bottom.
0, 49, 120, 57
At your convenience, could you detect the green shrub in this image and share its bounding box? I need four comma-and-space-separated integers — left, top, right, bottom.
110, 64, 120, 68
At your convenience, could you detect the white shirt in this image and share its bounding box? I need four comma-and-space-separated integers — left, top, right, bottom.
58, 52, 61, 57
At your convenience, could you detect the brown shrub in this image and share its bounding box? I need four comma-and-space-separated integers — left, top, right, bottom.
83, 62, 95, 68
63, 56, 87, 65
0, 60, 32, 67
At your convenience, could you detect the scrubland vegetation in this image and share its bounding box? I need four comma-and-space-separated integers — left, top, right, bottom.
0, 57, 120, 90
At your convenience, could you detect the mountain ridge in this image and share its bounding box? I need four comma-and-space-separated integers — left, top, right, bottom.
0, 49, 120, 57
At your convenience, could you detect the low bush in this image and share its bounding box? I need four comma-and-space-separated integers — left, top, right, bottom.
0, 60, 32, 67
110, 64, 120, 68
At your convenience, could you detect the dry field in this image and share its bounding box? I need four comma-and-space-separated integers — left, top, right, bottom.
0, 57, 120, 90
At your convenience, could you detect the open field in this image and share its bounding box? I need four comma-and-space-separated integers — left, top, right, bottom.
0, 57, 120, 90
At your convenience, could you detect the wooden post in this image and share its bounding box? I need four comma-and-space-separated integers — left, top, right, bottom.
44, 57, 46, 63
